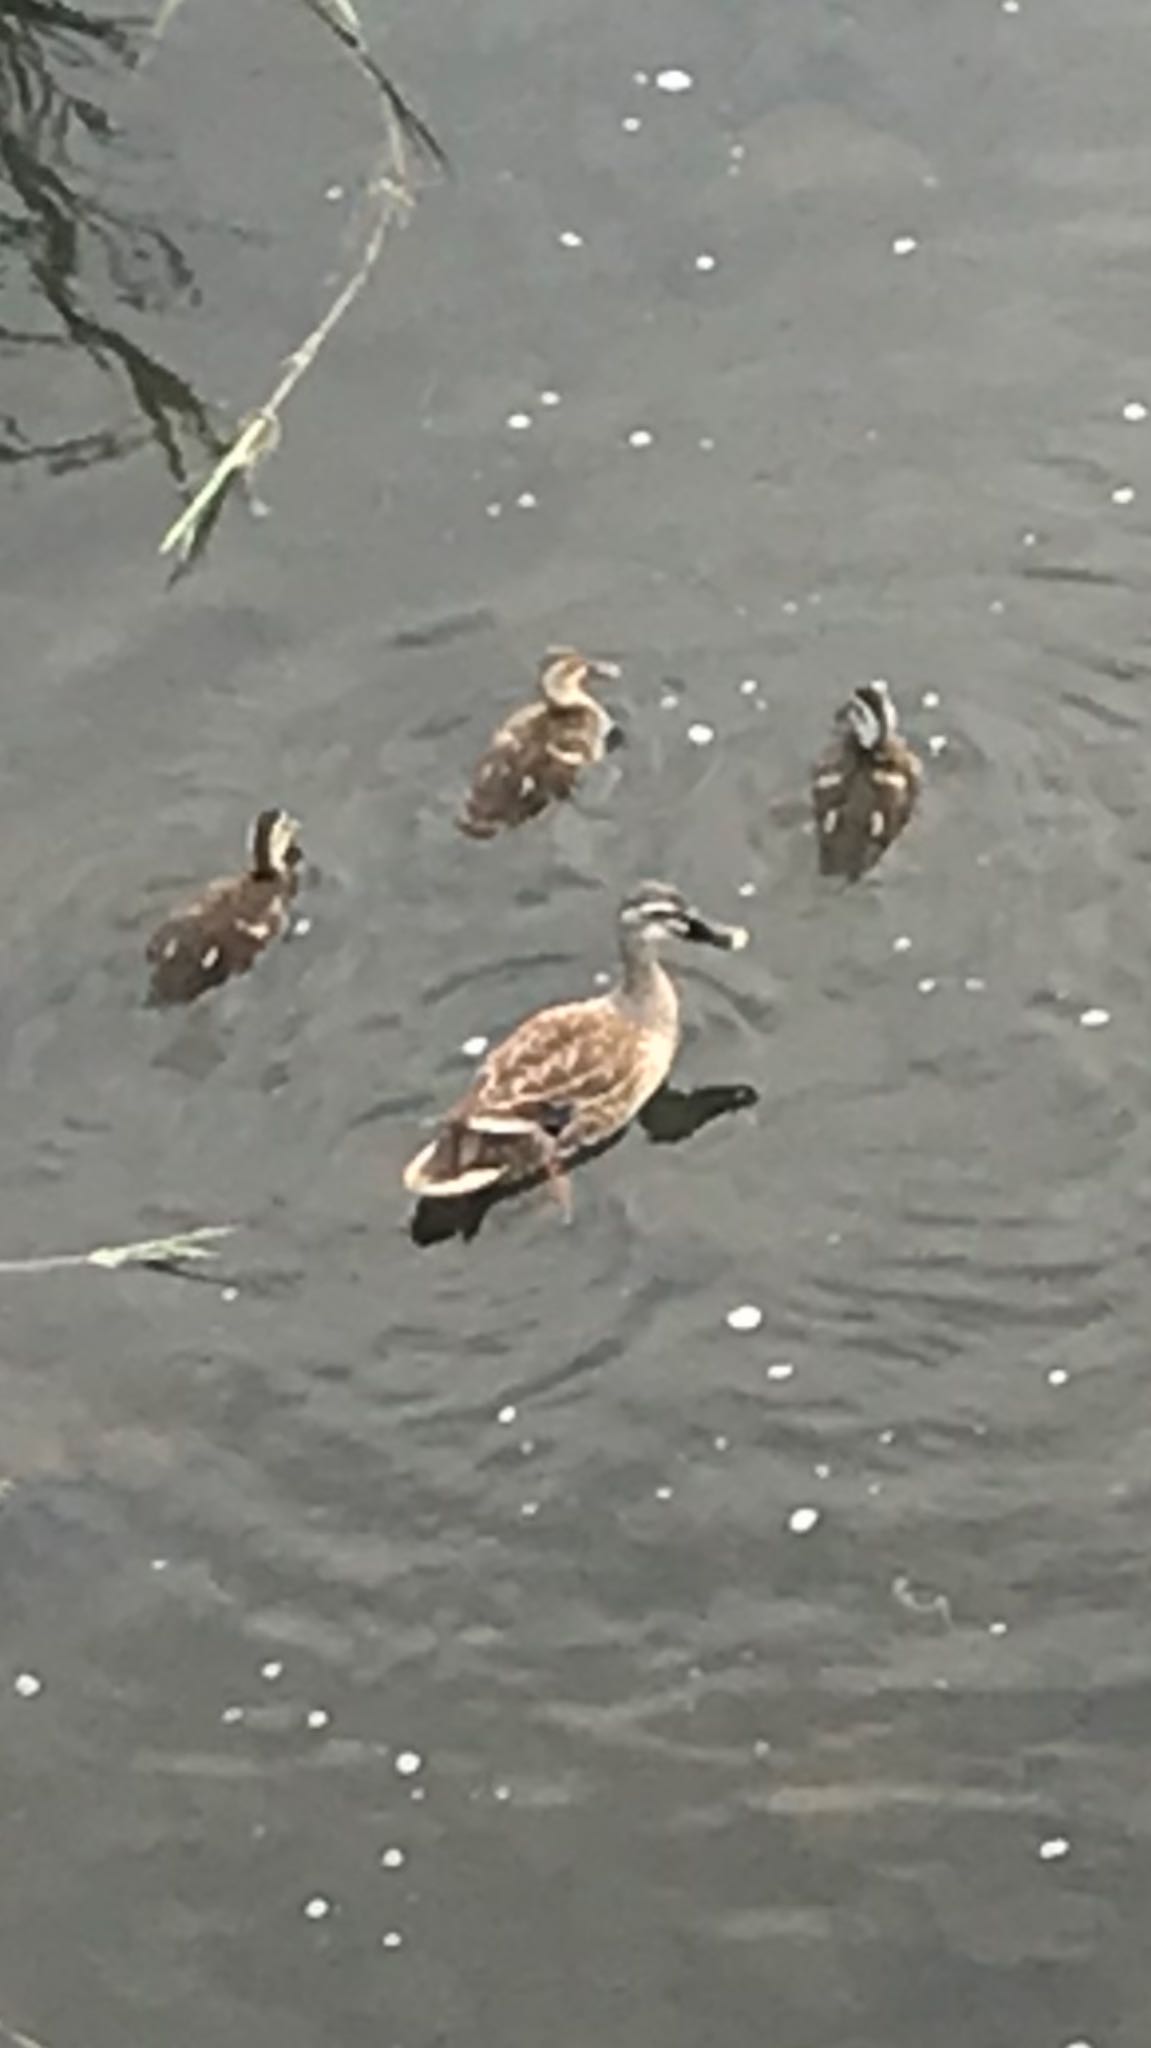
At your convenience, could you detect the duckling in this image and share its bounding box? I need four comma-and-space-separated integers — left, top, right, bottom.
146, 807, 303, 1005
457, 648, 622, 838
403, 881, 748, 1217
811, 679, 922, 880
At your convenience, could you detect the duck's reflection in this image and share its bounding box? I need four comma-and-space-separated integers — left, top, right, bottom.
409, 1080, 758, 1247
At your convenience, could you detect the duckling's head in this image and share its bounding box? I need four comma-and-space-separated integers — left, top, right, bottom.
840, 678, 897, 753
538, 648, 621, 710
618, 880, 749, 951
248, 807, 303, 882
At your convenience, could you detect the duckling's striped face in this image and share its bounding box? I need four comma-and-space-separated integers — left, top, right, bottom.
538, 649, 620, 708
249, 807, 302, 880
619, 882, 749, 950
841, 679, 897, 752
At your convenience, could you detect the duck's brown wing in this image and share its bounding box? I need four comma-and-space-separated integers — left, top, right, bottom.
457, 706, 580, 837
811, 740, 920, 880
146, 875, 286, 1004
467, 999, 664, 1147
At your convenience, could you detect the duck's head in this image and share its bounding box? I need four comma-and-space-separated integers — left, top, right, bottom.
618, 880, 749, 951
538, 648, 622, 709
839, 678, 898, 753
248, 807, 303, 881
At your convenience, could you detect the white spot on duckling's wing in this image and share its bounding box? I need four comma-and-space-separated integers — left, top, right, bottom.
236, 918, 271, 942
813, 770, 843, 792
466, 1114, 545, 1135
161, 936, 180, 960
869, 810, 886, 839
821, 808, 841, 835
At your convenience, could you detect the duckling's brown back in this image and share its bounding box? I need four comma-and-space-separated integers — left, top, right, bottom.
457, 703, 586, 837
812, 738, 920, 880
146, 874, 292, 1004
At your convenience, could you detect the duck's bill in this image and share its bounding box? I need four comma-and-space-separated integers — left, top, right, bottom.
680, 911, 750, 950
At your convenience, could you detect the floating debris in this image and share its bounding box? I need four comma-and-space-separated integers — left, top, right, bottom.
306, 1708, 331, 1730
1111, 485, 1136, 505
627, 427, 655, 449
726, 1303, 763, 1332
787, 1507, 821, 1535
738, 881, 757, 898
1121, 400, 1147, 422
558, 229, 584, 249
917, 977, 938, 995
989, 1620, 1008, 1636
505, 410, 532, 431
516, 491, 537, 510
687, 722, 716, 746
220, 1706, 245, 1725
261, 1660, 284, 1681
893, 934, 913, 953
1079, 1007, 1111, 1029
655, 1485, 674, 1501
654, 67, 694, 93
13, 1672, 42, 1699
380, 1847, 406, 1870
303, 1896, 332, 1921
539, 390, 561, 407
921, 689, 941, 709
694, 252, 717, 273
892, 235, 918, 256
461, 1035, 489, 1059
1038, 1836, 1071, 1862
766, 1362, 795, 1382
497, 1403, 518, 1425
394, 1750, 423, 1778
520, 1501, 540, 1519
381, 1930, 404, 1950
1047, 1368, 1069, 1387
622, 115, 642, 133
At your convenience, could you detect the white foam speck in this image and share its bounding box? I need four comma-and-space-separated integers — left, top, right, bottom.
766, 1362, 795, 1382
714, 1435, 729, 1452
655, 1485, 674, 1501
303, 1896, 331, 1921
151, 1558, 169, 1572
13, 1672, 42, 1699
633, 69, 650, 85
306, 1708, 330, 1730
726, 1303, 763, 1332
1001, 0, 1020, 12
699, 436, 715, 451
622, 115, 642, 133
261, 1660, 284, 1682
505, 410, 532, 431
738, 881, 757, 898
221, 1286, 239, 1304
989, 1620, 1008, 1636
753, 1738, 771, 1758
395, 1750, 423, 1777
928, 735, 949, 756
221, 1705, 245, 1724
1111, 485, 1136, 505
497, 1403, 517, 1425
694, 252, 717, 272
787, 1507, 821, 1535
654, 67, 694, 92
781, 599, 799, 615
1079, 1007, 1110, 1028
921, 689, 941, 709
1122, 400, 1147, 422
516, 491, 537, 510
381, 1846, 406, 1869
493, 1783, 511, 1802
1022, 530, 1038, 547
964, 977, 986, 993
1047, 1368, 1069, 1387
659, 691, 679, 710
539, 389, 561, 407
1039, 1836, 1071, 1861
878, 1429, 895, 1444
520, 1501, 540, 1519
485, 502, 502, 518
739, 677, 759, 695
627, 427, 654, 448
462, 1035, 489, 1058
892, 235, 918, 256
814, 1463, 831, 1481
687, 722, 715, 746
893, 934, 913, 953
558, 230, 584, 249
381, 1930, 404, 1950
917, 977, 938, 995
325, 184, 344, 202
989, 598, 1006, 614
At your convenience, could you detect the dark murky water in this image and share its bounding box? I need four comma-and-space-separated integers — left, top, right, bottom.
2, 0, 1151, 2043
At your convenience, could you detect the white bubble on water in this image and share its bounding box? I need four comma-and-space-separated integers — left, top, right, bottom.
694, 252, 717, 272
1001, 0, 1020, 12
306, 1708, 331, 1731
726, 1303, 763, 1332
917, 977, 938, 995
539, 390, 561, 407
13, 1672, 42, 1699
558, 230, 584, 249
462, 1035, 489, 1058
714, 1436, 730, 1453
1047, 1368, 1069, 1387
627, 427, 655, 448
892, 235, 918, 256
520, 1501, 540, 1519
381, 1847, 406, 1870
1111, 484, 1136, 505
303, 1896, 331, 1920
699, 436, 715, 451
989, 1620, 1008, 1636
813, 1463, 831, 1481
654, 67, 694, 93
921, 689, 941, 709
964, 977, 986, 993
893, 934, 913, 953
738, 881, 757, 898
1079, 1007, 1110, 1028
505, 411, 532, 431
381, 1930, 404, 1950
1039, 1836, 1071, 1861
687, 722, 715, 746
787, 1507, 821, 1535
221, 1705, 245, 1724
766, 1362, 795, 1381
633, 69, 650, 85
261, 1661, 284, 1682
1122, 399, 1147, 422
497, 1404, 517, 1425
928, 734, 949, 756
485, 502, 502, 518
395, 1750, 423, 1778
622, 115, 642, 133
739, 677, 759, 695
655, 1485, 674, 1501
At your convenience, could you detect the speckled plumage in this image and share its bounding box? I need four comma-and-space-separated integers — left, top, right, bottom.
811, 680, 922, 880
146, 808, 302, 1005
404, 883, 748, 1215
457, 649, 620, 838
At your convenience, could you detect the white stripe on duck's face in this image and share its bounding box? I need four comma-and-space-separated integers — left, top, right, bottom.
842, 679, 897, 753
